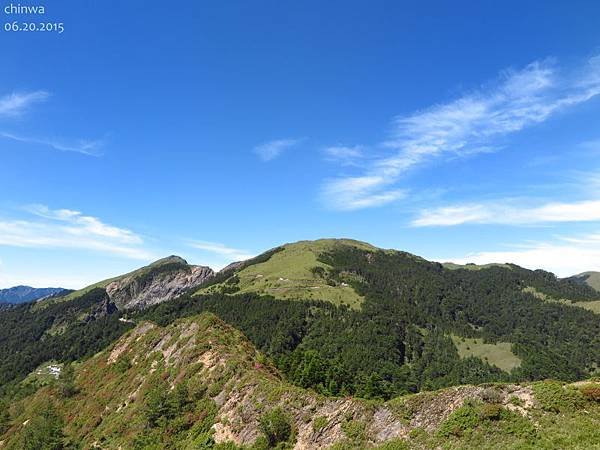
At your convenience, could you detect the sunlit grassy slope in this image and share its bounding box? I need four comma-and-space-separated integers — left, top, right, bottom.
574, 300, 600, 313
196, 239, 374, 308
524, 286, 600, 314
451, 335, 522, 372
576, 272, 600, 292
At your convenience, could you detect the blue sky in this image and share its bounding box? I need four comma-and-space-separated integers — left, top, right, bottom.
1, 0, 600, 287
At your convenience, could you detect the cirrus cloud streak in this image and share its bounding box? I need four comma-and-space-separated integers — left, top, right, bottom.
322, 55, 600, 211
254, 138, 302, 161
0, 91, 49, 116
412, 199, 600, 227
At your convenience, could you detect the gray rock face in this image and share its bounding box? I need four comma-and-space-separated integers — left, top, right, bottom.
85, 291, 118, 321
106, 263, 214, 310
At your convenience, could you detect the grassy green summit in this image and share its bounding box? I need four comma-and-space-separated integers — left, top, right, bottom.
196, 238, 600, 315
196, 239, 377, 308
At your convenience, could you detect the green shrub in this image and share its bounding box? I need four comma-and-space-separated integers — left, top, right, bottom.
58, 363, 78, 398
439, 398, 536, 440
251, 435, 269, 449
479, 403, 504, 420
375, 439, 410, 449
188, 376, 208, 400
214, 442, 244, 450
132, 429, 164, 450
312, 416, 328, 432
310, 267, 326, 278
0, 400, 10, 435
18, 403, 65, 450
408, 427, 426, 439
532, 381, 585, 412
207, 379, 225, 397
114, 355, 132, 374
328, 441, 362, 450
341, 419, 367, 442
144, 379, 191, 429
259, 407, 293, 447
190, 431, 216, 448
500, 410, 536, 439
438, 400, 480, 437
508, 395, 524, 406
189, 398, 218, 438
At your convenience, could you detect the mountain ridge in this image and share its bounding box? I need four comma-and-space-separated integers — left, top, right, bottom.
2, 312, 600, 449
37, 239, 600, 309
195, 238, 600, 307
2, 239, 600, 447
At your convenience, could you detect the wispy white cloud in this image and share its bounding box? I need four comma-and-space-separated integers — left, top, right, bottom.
189, 240, 255, 262
322, 55, 600, 210
0, 131, 103, 156
254, 138, 301, 161
321, 175, 407, 211
25, 205, 142, 243
442, 232, 600, 277
0, 205, 153, 260
0, 91, 49, 116
413, 204, 491, 226
413, 199, 600, 227
323, 145, 364, 166
0, 90, 104, 156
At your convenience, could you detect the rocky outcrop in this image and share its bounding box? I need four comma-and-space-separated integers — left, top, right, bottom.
84, 291, 117, 321
105, 257, 214, 310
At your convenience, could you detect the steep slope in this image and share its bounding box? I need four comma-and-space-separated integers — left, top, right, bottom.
0, 288, 133, 392
568, 271, 600, 292
0, 286, 66, 304
52, 255, 214, 310
105, 256, 214, 309
2, 313, 600, 449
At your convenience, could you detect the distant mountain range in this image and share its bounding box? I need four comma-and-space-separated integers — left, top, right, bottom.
0, 285, 66, 304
